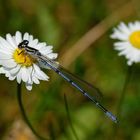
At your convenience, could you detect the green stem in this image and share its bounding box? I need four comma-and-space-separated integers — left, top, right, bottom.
17, 83, 49, 140
64, 93, 79, 140
113, 65, 133, 140
116, 65, 133, 119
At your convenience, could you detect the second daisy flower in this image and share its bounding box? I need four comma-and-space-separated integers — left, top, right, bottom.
111, 21, 140, 65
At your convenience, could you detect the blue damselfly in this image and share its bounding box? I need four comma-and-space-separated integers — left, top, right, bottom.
18, 40, 118, 123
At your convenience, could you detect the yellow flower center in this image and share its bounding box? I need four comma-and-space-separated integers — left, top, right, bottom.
13, 48, 35, 67
129, 31, 140, 49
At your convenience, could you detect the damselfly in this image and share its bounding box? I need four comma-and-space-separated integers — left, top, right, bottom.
18, 40, 118, 123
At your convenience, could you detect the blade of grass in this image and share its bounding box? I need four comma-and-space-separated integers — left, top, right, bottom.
64, 93, 79, 140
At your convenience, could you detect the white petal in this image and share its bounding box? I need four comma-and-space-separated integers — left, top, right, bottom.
33, 64, 49, 80
32, 76, 40, 84
118, 22, 130, 35
23, 32, 29, 40
5, 72, 10, 77
29, 39, 38, 48
26, 83, 32, 90
40, 45, 53, 52
15, 31, 22, 45
6, 34, 17, 49
111, 28, 128, 40
114, 42, 129, 49
21, 67, 29, 82
27, 74, 33, 85
127, 61, 133, 65
40, 46, 53, 55
8, 75, 16, 81
35, 42, 46, 50
128, 22, 140, 31
29, 35, 33, 42
27, 66, 33, 75
118, 49, 130, 56
16, 69, 22, 83
47, 53, 58, 59
26, 66, 33, 83
134, 21, 140, 30
0, 67, 5, 74
10, 64, 21, 75
0, 37, 14, 52
1, 59, 17, 68
0, 51, 12, 59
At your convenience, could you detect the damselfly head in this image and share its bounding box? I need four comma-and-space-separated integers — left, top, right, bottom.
18, 40, 29, 49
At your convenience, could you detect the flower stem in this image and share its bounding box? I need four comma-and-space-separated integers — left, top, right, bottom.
113, 66, 133, 140
17, 83, 49, 140
64, 93, 79, 140
117, 65, 133, 119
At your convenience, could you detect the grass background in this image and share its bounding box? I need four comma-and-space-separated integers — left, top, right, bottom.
0, 0, 140, 139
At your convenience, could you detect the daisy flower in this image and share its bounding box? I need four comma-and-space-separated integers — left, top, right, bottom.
0, 31, 58, 90
111, 21, 140, 65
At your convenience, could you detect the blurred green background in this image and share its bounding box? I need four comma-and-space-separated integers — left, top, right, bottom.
0, 0, 140, 140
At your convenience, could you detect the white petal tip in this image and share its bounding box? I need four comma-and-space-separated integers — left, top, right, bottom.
26, 84, 33, 91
